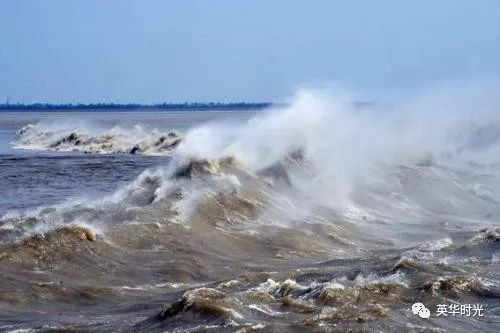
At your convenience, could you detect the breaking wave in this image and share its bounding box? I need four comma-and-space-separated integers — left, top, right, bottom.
13, 123, 182, 155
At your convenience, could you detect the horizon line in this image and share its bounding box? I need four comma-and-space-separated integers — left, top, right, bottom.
0, 101, 282, 111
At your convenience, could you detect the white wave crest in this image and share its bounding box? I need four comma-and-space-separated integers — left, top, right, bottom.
13, 123, 182, 155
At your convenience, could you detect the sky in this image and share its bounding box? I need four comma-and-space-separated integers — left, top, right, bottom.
1, 0, 500, 103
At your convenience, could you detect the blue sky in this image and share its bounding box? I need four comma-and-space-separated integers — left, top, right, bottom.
1, 0, 500, 103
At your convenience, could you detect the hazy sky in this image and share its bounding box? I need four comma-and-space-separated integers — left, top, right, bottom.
1, 0, 500, 103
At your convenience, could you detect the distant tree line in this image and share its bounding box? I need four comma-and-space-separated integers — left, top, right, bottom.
0, 102, 278, 111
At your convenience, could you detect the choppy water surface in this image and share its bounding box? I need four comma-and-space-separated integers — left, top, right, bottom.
0, 99, 499, 332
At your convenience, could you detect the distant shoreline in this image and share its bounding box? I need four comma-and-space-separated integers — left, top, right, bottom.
0, 102, 279, 112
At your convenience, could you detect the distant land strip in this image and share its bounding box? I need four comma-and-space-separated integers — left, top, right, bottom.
0, 102, 280, 111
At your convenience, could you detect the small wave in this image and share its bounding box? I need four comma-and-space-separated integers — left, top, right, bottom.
469, 227, 500, 244
140, 288, 247, 329
0, 226, 96, 269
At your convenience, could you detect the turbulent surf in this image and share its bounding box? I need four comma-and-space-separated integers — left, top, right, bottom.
1, 88, 499, 332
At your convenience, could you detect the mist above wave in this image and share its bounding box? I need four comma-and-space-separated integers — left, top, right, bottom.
176, 84, 500, 205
